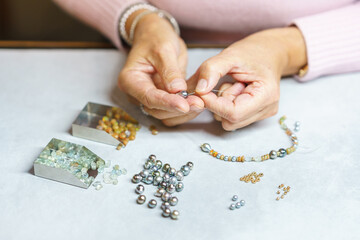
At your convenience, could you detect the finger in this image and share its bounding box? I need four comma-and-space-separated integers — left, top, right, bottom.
200, 92, 237, 121
162, 111, 201, 127
144, 107, 186, 120
213, 113, 222, 121
151, 46, 187, 93
186, 95, 204, 112
221, 111, 264, 131
195, 55, 233, 94
221, 103, 278, 131
220, 82, 246, 101
119, 70, 189, 112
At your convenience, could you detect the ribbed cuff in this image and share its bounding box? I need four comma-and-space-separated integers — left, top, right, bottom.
292, 2, 360, 81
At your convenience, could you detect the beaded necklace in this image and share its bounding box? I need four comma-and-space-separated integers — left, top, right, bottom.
200, 116, 298, 162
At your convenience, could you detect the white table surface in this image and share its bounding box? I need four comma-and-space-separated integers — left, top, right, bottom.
0, 49, 359, 240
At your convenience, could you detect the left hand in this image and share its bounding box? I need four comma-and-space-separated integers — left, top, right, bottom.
191, 27, 307, 131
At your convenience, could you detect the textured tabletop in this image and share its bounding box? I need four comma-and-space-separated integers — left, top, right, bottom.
0, 49, 359, 240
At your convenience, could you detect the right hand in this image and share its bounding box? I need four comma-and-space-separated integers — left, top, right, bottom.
118, 12, 204, 126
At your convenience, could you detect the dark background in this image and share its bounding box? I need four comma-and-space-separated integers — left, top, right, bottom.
0, 0, 108, 43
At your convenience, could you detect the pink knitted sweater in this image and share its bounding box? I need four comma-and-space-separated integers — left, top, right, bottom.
53, 0, 360, 81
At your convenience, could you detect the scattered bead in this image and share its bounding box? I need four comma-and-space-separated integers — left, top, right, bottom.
148, 199, 157, 208
162, 208, 171, 217
171, 210, 180, 220
239, 200, 245, 206
137, 195, 146, 204
240, 172, 263, 184
186, 161, 194, 170
235, 202, 241, 209
135, 184, 145, 194
155, 188, 165, 197
232, 195, 238, 201
229, 203, 236, 210
175, 182, 184, 192
92, 181, 103, 190
169, 196, 178, 206
161, 192, 172, 202
161, 202, 170, 210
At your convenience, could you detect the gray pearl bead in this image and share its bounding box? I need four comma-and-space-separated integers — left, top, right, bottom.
278, 148, 286, 158
175, 182, 184, 192
239, 200, 245, 206
175, 171, 184, 181
161, 202, 170, 210
166, 184, 176, 193
169, 196, 178, 206
168, 168, 176, 176
269, 150, 277, 159
135, 184, 145, 194
231, 156, 236, 162
177, 90, 188, 98
235, 202, 241, 209
186, 161, 194, 170
171, 210, 180, 220
154, 176, 163, 186
181, 165, 191, 176
155, 160, 162, 169
132, 174, 142, 183
294, 126, 300, 132
161, 192, 172, 202
216, 153, 221, 159
224, 156, 229, 161
137, 195, 146, 204
169, 176, 178, 185
162, 208, 171, 217
232, 195, 238, 201
163, 173, 170, 182
145, 175, 154, 184
162, 163, 170, 173
159, 181, 168, 189
155, 188, 165, 197
148, 154, 156, 161
140, 170, 150, 178
229, 203, 236, 210
295, 121, 300, 127
152, 171, 160, 178
148, 199, 157, 208
151, 166, 159, 172
200, 143, 211, 153
143, 161, 153, 169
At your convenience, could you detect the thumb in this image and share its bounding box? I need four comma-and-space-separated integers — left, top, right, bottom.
195, 56, 232, 94
153, 51, 187, 93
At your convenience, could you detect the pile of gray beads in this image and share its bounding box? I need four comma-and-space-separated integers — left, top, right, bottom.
133, 154, 194, 220
229, 195, 245, 210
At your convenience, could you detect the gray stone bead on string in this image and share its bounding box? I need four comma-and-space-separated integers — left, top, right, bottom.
200, 143, 211, 153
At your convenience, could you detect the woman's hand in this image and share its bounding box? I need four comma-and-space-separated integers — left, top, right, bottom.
191, 27, 307, 131
118, 12, 204, 126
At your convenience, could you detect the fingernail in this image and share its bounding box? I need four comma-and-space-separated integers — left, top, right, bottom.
190, 105, 203, 112
169, 78, 185, 92
196, 79, 208, 93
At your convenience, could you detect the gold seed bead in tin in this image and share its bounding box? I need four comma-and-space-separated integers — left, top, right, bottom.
200, 115, 298, 162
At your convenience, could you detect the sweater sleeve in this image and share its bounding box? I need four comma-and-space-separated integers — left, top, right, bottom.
52, 0, 146, 50
292, 2, 360, 81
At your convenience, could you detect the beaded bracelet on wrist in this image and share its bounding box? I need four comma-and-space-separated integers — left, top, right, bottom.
200, 116, 298, 162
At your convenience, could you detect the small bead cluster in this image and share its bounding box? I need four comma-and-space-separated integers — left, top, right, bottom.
132, 154, 193, 220
96, 107, 141, 150
149, 125, 159, 135
229, 195, 246, 210
200, 115, 299, 162
240, 172, 263, 184
276, 184, 291, 201
91, 162, 127, 190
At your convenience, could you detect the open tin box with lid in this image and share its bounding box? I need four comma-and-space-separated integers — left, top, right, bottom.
72, 102, 140, 148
